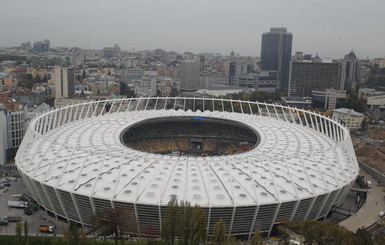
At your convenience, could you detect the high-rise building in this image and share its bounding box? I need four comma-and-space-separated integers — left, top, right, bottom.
260, 27, 293, 88
288, 60, 342, 97
0, 102, 27, 164
181, 62, 201, 91
33, 39, 50, 52
340, 50, 358, 90
55, 65, 75, 98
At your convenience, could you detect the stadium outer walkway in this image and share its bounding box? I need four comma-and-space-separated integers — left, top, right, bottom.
339, 169, 385, 232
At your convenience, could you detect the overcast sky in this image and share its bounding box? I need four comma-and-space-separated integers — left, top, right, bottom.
1, 0, 384, 59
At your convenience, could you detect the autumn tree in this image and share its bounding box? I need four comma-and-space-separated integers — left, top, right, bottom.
190, 205, 207, 245
106, 206, 136, 245
178, 201, 193, 245
161, 197, 179, 245
212, 218, 227, 245
249, 230, 263, 245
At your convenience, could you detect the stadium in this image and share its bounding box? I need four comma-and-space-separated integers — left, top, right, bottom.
15, 97, 359, 238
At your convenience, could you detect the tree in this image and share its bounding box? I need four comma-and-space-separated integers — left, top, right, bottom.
277, 225, 290, 245
15, 222, 23, 245
161, 197, 179, 245
23, 221, 29, 245
126, 88, 135, 98
354, 228, 373, 245
249, 230, 263, 245
178, 201, 193, 245
106, 207, 136, 245
64, 221, 80, 245
120, 82, 128, 96
190, 205, 207, 245
90, 210, 105, 243
212, 218, 227, 245
82, 70, 87, 80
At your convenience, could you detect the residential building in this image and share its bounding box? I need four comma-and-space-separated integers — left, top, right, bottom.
55, 65, 75, 98
102, 44, 121, 58
260, 27, 293, 88
333, 108, 365, 130
122, 68, 144, 81
288, 60, 342, 97
181, 61, 201, 91
0, 102, 27, 164
33, 39, 50, 52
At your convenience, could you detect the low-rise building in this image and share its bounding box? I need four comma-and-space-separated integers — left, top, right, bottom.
333, 108, 365, 130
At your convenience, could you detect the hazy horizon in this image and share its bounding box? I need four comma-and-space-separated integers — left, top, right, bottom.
1, 0, 384, 59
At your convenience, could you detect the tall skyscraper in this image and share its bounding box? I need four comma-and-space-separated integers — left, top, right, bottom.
181, 61, 201, 91
340, 50, 358, 90
55, 65, 75, 98
260, 27, 293, 89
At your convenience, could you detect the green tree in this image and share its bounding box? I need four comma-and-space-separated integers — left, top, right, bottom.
106, 207, 136, 245
65, 221, 80, 245
126, 88, 135, 98
161, 197, 179, 245
15, 222, 23, 245
212, 218, 227, 245
90, 210, 105, 243
354, 228, 373, 245
23, 221, 29, 245
249, 230, 263, 245
178, 201, 193, 245
190, 205, 207, 245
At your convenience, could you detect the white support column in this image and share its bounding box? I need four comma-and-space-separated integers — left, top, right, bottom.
78, 104, 85, 121
68, 105, 74, 122
136, 98, 142, 111
92, 101, 100, 117
303, 111, 309, 128
85, 103, 92, 118
248, 101, 253, 115
126, 98, 133, 111
239, 100, 243, 114
296, 109, 303, 126
282, 106, 288, 121
320, 117, 325, 135
256, 103, 262, 116
99, 100, 107, 116
153, 97, 159, 111
117, 99, 124, 112
73, 103, 79, 120
229, 205, 236, 235
273, 105, 279, 119
309, 113, 315, 130
248, 205, 260, 240
230, 99, 234, 112
163, 97, 168, 110
289, 109, 295, 123
268, 203, 281, 237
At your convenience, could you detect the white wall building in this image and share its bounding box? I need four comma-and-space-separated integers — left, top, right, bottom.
0, 104, 27, 164
55, 65, 75, 99
333, 108, 365, 130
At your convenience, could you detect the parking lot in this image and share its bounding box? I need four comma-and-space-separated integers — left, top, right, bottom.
0, 177, 69, 236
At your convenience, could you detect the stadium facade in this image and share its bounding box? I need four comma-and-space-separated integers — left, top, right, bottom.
15, 97, 359, 238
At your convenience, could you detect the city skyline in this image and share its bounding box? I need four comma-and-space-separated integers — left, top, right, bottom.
1, 0, 384, 59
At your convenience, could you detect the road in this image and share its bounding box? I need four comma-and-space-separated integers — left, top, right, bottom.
339, 169, 385, 232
